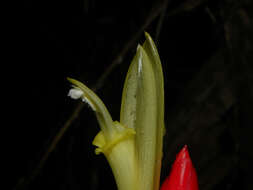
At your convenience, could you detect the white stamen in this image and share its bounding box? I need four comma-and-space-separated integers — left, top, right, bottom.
68, 88, 84, 99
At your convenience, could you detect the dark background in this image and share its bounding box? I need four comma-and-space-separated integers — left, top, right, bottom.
10, 0, 253, 189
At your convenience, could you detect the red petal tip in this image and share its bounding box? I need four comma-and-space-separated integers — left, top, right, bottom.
161, 145, 199, 190
175, 145, 190, 162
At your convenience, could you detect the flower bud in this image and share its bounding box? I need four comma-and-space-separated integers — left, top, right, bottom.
161, 145, 199, 190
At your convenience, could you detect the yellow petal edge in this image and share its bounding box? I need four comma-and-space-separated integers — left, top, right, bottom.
93, 121, 136, 155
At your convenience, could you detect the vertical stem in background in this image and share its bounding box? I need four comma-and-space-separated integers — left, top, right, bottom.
155, 0, 170, 43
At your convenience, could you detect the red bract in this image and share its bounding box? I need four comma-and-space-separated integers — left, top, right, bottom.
161, 145, 199, 190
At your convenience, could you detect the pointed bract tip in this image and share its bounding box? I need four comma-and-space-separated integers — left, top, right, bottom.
67, 77, 73, 82
161, 145, 199, 190
175, 145, 190, 161
67, 77, 78, 85
136, 43, 142, 51
144, 31, 151, 39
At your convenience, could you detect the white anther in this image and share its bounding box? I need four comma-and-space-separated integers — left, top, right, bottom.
68, 88, 84, 99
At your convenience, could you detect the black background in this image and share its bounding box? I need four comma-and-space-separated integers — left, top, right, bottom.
10, 0, 253, 189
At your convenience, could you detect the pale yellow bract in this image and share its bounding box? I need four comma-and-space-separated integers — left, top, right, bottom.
68, 32, 164, 190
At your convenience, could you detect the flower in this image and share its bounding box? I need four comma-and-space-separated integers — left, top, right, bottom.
67, 32, 164, 190
161, 145, 199, 190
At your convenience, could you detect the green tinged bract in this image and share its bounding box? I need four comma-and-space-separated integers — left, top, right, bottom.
68, 32, 164, 190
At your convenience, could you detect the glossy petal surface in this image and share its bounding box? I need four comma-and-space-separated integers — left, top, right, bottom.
120, 33, 164, 190
161, 145, 199, 190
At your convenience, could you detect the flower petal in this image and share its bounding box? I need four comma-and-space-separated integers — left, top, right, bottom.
67, 77, 115, 140
120, 33, 165, 190
143, 32, 165, 190
120, 42, 159, 190
68, 78, 138, 190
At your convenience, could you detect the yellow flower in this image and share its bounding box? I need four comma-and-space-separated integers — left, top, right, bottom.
68, 32, 164, 190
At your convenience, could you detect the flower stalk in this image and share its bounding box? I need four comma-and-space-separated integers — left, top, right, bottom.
68, 32, 164, 190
